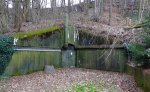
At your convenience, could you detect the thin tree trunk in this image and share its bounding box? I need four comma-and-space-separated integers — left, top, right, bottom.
13, 0, 23, 31
61, 0, 66, 12
32, 0, 41, 24
17, 0, 31, 32
67, 0, 71, 16
23, 0, 30, 22
109, 0, 112, 25
139, 0, 145, 23
84, 0, 88, 15
100, 0, 104, 16
0, 0, 9, 33
138, 0, 143, 23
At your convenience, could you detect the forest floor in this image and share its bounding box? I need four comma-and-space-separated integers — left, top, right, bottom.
0, 68, 143, 92
6, 5, 142, 44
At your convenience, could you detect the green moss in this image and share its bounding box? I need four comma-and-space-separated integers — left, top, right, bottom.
2, 51, 61, 76
65, 82, 123, 92
126, 65, 144, 87
144, 73, 150, 92
126, 65, 135, 76
134, 68, 144, 87
17, 31, 64, 48
14, 25, 63, 40
77, 49, 127, 72
125, 65, 150, 92
68, 82, 101, 92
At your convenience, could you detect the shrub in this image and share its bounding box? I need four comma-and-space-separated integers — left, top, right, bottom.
67, 82, 105, 92
129, 15, 150, 66
0, 35, 14, 75
128, 43, 146, 65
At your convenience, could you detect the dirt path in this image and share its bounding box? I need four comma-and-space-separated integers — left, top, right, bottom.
0, 68, 143, 92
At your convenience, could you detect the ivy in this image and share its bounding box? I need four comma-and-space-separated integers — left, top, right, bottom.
0, 35, 14, 75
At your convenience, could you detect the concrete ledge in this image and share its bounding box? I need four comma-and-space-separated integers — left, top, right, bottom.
76, 45, 124, 49
126, 65, 150, 92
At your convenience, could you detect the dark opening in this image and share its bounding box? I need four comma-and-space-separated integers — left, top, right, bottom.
61, 44, 75, 50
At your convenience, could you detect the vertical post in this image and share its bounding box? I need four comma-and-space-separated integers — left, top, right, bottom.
65, 13, 69, 45
62, 13, 76, 68
64, 13, 76, 45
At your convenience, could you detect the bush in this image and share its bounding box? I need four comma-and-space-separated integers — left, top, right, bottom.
0, 35, 14, 75
128, 44, 146, 65
129, 16, 150, 66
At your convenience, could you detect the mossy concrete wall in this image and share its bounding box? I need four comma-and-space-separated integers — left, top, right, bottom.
126, 65, 150, 92
16, 30, 64, 48
3, 26, 130, 77
2, 50, 61, 77
77, 48, 127, 72
62, 50, 76, 68
65, 26, 77, 45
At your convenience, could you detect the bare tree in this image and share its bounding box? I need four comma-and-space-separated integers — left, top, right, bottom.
94, 0, 103, 21
51, 0, 56, 12
61, 0, 66, 12
16, 0, 31, 32
67, 0, 72, 17
32, 0, 41, 23
100, 0, 104, 16
84, 0, 88, 15
109, 0, 112, 25
0, 0, 9, 33
138, 0, 145, 23
12, 0, 22, 29
23, 0, 30, 22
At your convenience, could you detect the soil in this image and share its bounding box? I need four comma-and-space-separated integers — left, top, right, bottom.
143, 69, 150, 74
0, 68, 143, 92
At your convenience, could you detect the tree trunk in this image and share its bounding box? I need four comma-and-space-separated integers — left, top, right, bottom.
13, 0, 22, 29
51, 0, 56, 12
23, 0, 30, 22
138, 0, 145, 23
0, 0, 8, 33
84, 0, 89, 15
16, 0, 30, 32
61, 0, 66, 12
32, 0, 41, 24
67, 0, 72, 16
100, 0, 104, 16
109, 0, 112, 25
